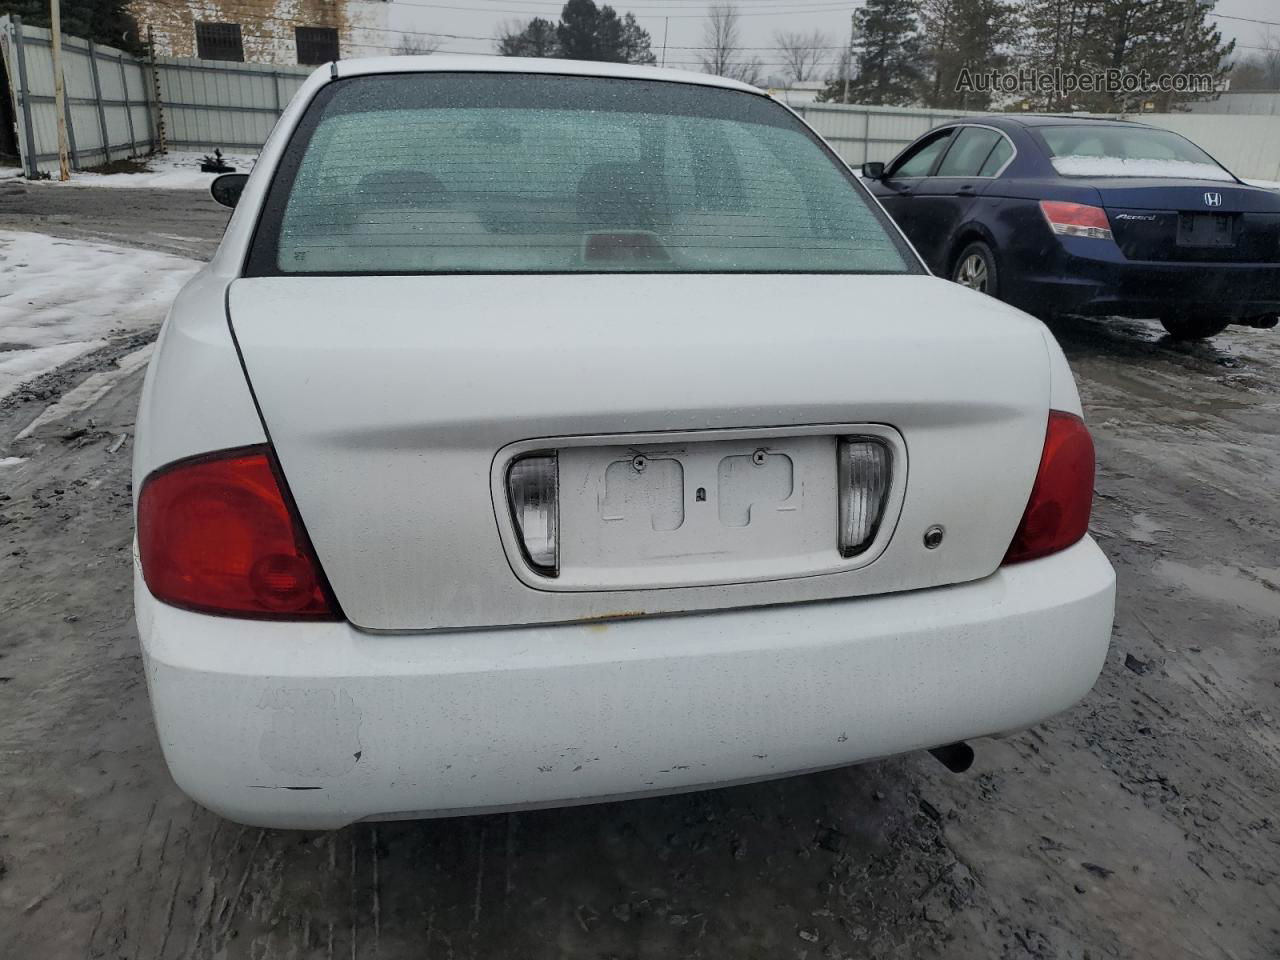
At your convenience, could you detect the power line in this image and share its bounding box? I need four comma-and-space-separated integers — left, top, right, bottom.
142, 0, 857, 51
363, 0, 865, 19
1209, 12, 1280, 30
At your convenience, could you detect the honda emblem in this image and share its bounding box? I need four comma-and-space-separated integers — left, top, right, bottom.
1204, 192, 1223, 207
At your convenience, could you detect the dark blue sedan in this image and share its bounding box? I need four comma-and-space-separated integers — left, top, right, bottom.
861, 115, 1280, 340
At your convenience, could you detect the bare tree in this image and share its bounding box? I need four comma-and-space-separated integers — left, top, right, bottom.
1231, 29, 1280, 91
1262, 31, 1280, 88
395, 34, 443, 56
774, 29, 829, 83
699, 4, 765, 86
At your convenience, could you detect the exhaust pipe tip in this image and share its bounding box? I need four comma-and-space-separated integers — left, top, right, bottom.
928, 741, 975, 774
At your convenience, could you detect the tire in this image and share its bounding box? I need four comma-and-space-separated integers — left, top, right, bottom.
1159, 316, 1231, 341
951, 241, 999, 298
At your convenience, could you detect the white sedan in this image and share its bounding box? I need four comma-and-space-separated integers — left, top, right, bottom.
133, 57, 1115, 829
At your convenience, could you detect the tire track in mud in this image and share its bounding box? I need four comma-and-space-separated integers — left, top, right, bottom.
1060, 315, 1280, 952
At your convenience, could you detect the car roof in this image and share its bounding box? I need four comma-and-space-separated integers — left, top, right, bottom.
332, 55, 764, 96
963, 114, 1153, 128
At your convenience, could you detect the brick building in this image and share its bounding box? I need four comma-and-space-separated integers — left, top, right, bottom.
127, 0, 395, 64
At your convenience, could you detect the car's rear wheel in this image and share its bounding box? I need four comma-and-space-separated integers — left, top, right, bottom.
951, 242, 998, 298
1159, 316, 1231, 341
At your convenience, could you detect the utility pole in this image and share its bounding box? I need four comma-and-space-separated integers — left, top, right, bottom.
843, 13, 854, 104
49, 0, 71, 180
661, 17, 668, 67
1173, 0, 1199, 111
1178, 0, 1198, 69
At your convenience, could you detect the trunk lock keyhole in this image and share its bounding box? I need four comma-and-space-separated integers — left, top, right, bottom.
924, 525, 945, 549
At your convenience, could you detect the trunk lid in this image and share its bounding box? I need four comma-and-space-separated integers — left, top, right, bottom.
228, 273, 1052, 631
1093, 180, 1280, 263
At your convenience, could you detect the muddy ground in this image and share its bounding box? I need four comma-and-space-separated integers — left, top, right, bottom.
1, 188, 1278, 959
0, 182, 226, 260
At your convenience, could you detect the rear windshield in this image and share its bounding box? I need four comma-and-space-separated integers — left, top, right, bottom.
245, 73, 915, 276
1039, 124, 1233, 181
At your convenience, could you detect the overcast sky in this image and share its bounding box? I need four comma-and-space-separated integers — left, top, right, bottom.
372, 0, 1278, 79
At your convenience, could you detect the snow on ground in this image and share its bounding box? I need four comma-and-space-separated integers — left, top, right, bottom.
30, 152, 256, 190
15, 343, 155, 439
0, 230, 198, 401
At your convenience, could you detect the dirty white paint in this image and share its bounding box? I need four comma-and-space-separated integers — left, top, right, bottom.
138, 540, 1115, 828
257, 688, 363, 779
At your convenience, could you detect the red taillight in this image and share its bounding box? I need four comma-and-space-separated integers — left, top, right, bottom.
137, 446, 340, 619
1003, 411, 1095, 565
1039, 200, 1113, 240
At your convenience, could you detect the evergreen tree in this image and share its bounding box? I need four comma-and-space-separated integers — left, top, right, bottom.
618, 13, 656, 66
1016, 0, 1231, 111
920, 0, 1017, 109
559, 0, 650, 63
1018, 0, 1100, 109
499, 1, 654, 64
818, 0, 922, 105
6, 0, 143, 54
497, 18, 560, 58
557, 0, 608, 60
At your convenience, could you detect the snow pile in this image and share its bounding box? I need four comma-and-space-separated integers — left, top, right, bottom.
0, 231, 198, 401
32, 152, 257, 190
1051, 155, 1235, 181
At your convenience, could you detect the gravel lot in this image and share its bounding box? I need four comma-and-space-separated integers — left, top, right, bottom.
1, 187, 1278, 959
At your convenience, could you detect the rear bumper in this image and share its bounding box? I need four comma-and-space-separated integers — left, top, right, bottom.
1011, 239, 1280, 319
136, 539, 1116, 830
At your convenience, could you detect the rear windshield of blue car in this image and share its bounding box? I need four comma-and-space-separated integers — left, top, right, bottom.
1039, 124, 1233, 181
245, 72, 918, 277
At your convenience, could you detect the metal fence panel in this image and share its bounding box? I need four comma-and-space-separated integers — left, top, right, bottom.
1, 16, 154, 174
1, 17, 312, 173
1185, 92, 1280, 117
154, 57, 310, 152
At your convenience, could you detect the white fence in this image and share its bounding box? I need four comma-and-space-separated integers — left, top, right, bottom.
155, 57, 309, 152
1185, 92, 1280, 116
0, 15, 311, 176
794, 102, 1280, 182
0, 16, 153, 174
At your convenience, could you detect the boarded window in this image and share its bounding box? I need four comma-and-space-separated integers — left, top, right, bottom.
195, 22, 244, 62
296, 27, 340, 65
